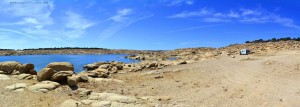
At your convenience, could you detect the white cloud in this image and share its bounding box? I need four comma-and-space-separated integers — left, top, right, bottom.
99, 8, 153, 41
168, 8, 211, 18
179, 41, 198, 45
109, 8, 133, 22
0, 0, 54, 28
86, 1, 96, 8
169, 7, 300, 29
0, 28, 37, 39
169, 24, 222, 33
167, 0, 194, 6
64, 11, 95, 30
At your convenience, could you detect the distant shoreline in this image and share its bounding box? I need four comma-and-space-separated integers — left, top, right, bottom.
0, 48, 166, 56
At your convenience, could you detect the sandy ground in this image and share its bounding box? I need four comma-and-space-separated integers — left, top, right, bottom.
1, 49, 300, 107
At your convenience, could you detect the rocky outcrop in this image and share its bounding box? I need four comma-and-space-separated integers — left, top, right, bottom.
61, 92, 170, 107
0, 62, 36, 74
51, 71, 73, 82
0, 74, 10, 80
84, 62, 125, 72
28, 69, 37, 75
5, 83, 27, 92
77, 88, 92, 97
17, 63, 34, 74
60, 99, 81, 107
18, 74, 33, 80
46, 62, 74, 72
28, 81, 60, 93
37, 68, 56, 81
77, 75, 88, 82
0, 61, 21, 74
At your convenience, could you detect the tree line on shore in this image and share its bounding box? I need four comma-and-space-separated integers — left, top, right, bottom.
245, 37, 300, 43
0, 47, 109, 51
23, 47, 109, 50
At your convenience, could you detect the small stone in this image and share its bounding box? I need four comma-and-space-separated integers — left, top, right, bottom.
154, 75, 164, 79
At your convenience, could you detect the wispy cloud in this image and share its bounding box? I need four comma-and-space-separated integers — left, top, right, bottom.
61, 11, 96, 39
0, 0, 97, 47
167, 0, 194, 6
169, 7, 300, 29
64, 11, 95, 30
168, 8, 210, 18
0, 0, 54, 28
179, 41, 198, 45
86, 1, 96, 8
99, 8, 153, 41
169, 24, 222, 33
0, 28, 38, 39
109, 8, 133, 22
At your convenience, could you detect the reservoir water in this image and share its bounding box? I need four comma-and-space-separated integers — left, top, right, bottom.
0, 54, 140, 73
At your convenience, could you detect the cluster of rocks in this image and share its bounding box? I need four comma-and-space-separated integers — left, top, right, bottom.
83, 60, 187, 75
0, 61, 90, 93
0, 61, 36, 75
83, 61, 125, 78
0, 61, 37, 81
37, 62, 89, 88
125, 54, 146, 60
61, 89, 172, 107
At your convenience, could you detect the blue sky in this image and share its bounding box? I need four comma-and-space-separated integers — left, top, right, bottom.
0, 0, 300, 50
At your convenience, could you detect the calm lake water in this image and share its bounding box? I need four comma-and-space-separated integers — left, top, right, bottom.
0, 54, 139, 73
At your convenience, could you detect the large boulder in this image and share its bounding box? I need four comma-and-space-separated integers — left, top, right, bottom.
17, 63, 34, 74
92, 68, 109, 78
46, 62, 74, 72
37, 68, 56, 81
84, 64, 98, 71
28, 81, 60, 93
28, 69, 37, 75
51, 71, 74, 82
0, 61, 22, 74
